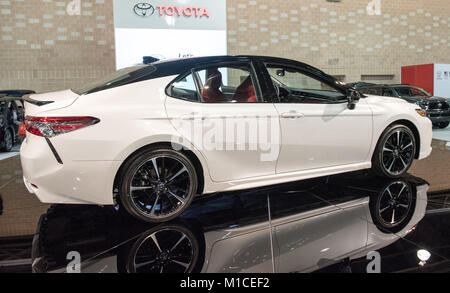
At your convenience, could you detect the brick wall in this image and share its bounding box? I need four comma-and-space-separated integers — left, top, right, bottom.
1, 0, 450, 92
227, 0, 450, 83
0, 0, 115, 92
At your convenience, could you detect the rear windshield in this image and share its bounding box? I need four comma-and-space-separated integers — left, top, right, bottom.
72, 65, 156, 95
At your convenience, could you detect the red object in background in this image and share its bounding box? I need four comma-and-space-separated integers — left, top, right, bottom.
18, 123, 26, 137
401, 64, 434, 95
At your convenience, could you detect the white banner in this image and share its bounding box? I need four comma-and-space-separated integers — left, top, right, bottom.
113, 0, 227, 69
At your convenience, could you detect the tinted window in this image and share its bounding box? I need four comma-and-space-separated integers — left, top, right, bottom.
267, 64, 346, 103
72, 65, 156, 95
197, 64, 258, 103
168, 73, 199, 102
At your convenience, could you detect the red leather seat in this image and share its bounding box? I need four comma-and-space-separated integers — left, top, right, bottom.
202, 69, 228, 103
233, 76, 257, 103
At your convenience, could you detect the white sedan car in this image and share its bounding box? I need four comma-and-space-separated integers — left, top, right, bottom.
20, 56, 432, 222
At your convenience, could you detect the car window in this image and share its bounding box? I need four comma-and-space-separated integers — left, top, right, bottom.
410, 87, 429, 97
383, 89, 394, 96
266, 64, 346, 104
196, 65, 258, 103
72, 65, 156, 95
360, 87, 381, 96
169, 73, 199, 102
394, 87, 413, 97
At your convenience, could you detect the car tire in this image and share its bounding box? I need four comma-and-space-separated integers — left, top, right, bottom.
436, 122, 449, 129
123, 224, 200, 273
118, 147, 198, 223
371, 124, 416, 179
369, 180, 416, 234
1, 129, 13, 152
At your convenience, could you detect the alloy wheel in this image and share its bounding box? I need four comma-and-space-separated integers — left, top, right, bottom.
381, 129, 414, 176
376, 181, 413, 228
128, 155, 193, 220
129, 227, 196, 273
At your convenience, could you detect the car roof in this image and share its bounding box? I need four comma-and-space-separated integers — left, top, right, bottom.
150, 55, 338, 83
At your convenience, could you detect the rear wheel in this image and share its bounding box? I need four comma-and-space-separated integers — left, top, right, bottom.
1, 129, 13, 152
119, 148, 198, 223
371, 125, 416, 178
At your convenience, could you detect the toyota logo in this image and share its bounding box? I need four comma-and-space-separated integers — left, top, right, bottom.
134, 3, 155, 17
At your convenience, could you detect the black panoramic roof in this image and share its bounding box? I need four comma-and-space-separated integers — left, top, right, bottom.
150, 55, 336, 82
80, 55, 346, 95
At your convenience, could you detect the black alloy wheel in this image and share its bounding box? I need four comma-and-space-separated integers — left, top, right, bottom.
126, 225, 199, 273
372, 125, 416, 178
119, 148, 198, 223
370, 180, 416, 233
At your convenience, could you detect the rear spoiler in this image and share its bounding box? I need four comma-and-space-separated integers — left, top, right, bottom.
22, 94, 54, 107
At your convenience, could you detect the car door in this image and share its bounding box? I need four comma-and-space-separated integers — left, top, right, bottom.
263, 63, 373, 174
269, 180, 369, 273
165, 61, 280, 182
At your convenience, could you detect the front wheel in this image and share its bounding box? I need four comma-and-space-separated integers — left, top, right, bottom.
371, 125, 416, 178
433, 122, 449, 129
119, 148, 198, 223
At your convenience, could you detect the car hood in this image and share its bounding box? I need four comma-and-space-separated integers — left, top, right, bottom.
402, 96, 448, 103
364, 94, 409, 105
24, 90, 79, 116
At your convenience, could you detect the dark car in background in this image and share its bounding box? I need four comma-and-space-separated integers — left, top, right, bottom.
359, 84, 450, 129
0, 90, 35, 97
0, 96, 25, 151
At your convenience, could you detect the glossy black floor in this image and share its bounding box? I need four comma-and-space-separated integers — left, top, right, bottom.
0, 173, 448, 273
0, 142, 449, 273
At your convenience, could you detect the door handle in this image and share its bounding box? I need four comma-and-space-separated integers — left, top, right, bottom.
281, 111, 304, 119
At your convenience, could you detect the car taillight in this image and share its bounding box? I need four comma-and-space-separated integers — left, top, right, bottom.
25, 116, 100, 137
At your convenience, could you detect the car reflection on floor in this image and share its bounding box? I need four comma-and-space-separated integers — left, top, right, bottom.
30, 173, 433, 273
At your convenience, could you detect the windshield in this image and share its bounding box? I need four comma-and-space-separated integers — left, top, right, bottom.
394, 87, 430, 98
72, 65, 155, 95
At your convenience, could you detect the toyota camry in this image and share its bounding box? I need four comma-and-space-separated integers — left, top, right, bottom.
20, 56, 432, 222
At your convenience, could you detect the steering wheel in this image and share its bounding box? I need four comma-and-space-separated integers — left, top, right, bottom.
274, 84, 291, 102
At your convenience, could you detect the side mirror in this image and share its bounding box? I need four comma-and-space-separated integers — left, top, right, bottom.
276, 69, 285, 77
347, 89, 360, 110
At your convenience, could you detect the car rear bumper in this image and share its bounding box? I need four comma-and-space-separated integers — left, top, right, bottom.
20, 134, 121, 205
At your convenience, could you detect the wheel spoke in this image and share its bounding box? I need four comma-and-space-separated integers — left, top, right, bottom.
398, 156, 407, 169
379, 205, 390, 214
170, 234, 186, 252
149, 194, 160, 216
398, 204, 410, 209
391, 208, 396, 224
168, 191, 186, 204
397, 184, 407, 198
396, 130, 401, 147
170, 259, 190, 269
388, 158, 396, 172
135, 260, 156, 269
167, 166, 188, 183
402, 142, 413, 151
150, 233, 162, 252
383, 147, 394, 153
131, 186, 153, 192
151, 158, 160, 180
386, 186, 394, 199
161, 157, 166, 180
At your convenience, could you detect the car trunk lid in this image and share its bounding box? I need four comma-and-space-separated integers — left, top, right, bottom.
23, 90, 80, 116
